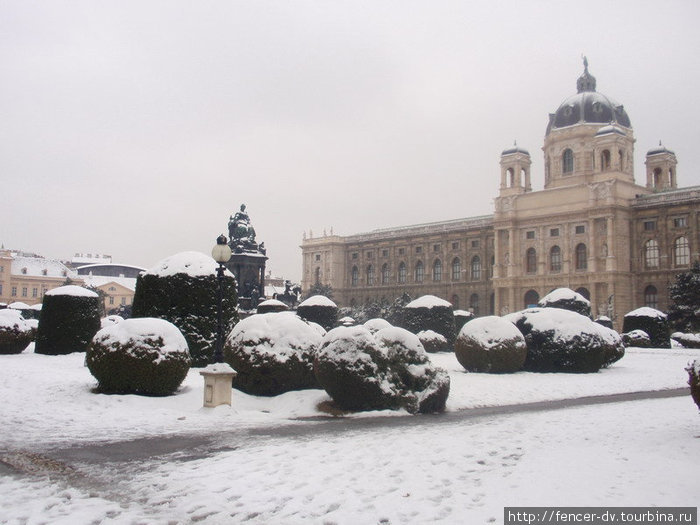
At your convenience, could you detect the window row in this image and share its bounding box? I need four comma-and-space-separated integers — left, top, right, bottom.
524, 244, 588, 274
350, 257, 487, 286
559, 147, 626, 176
642, 237, 691, 269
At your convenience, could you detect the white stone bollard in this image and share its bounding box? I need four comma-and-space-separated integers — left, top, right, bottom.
199, 363, 237, 408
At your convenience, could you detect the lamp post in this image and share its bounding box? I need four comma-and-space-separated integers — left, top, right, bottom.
211, 234, 232, 363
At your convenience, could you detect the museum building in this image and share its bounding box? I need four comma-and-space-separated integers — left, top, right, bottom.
300, 62, 699, 329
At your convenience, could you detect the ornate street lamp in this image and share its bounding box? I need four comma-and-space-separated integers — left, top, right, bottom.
211, 234, 232, 363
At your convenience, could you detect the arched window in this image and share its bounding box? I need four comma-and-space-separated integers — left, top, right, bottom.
451, 258, 461, 281
366, 265, 375, 286
451, 294, 460, 310
653, 168, 662, 188
550, 245, 562, 273
469, 293, 480, 316
526, 248, 537, 274
674, 236, 690, 266
351, 266, 359, 287
415, 261, 424, 282
314, 267, 321, 285
619, 149, 624, 171
601, 149, 611, 170
576, 287, 590, 300
398, 262, 407, 283
507, 167, 515, 187
643, 239, 659, 269
524, 289, 539, 308
381, 263, 390, 284
562, 149, 574, 174
644, 285, 658, 309
575, 243, 587, 270
471, 256, 481, 281
433, 259, 442, 282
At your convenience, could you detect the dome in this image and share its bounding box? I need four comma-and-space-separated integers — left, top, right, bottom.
546, 59, 631, 135
647, 142, 675, 156
501, 144, 530, 156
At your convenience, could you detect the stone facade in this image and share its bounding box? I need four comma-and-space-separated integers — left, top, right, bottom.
300, 62, 699, 330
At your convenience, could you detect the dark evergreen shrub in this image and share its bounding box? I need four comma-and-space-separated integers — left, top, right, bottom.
686, 360, 700, 411
599, 327, 625, 368
399, 295, 455, 347
539, 288, 592, 318
668, 262, 700, 332
454, 315, 527, 373
35, 286, 101, 355
506, 308, 612, 373
454, 309, 474, 334
621, 330, 651, 348
671, 332, 700, 349
256, 299, 288, 314
131, 252, 239, 367
224, 312, 321, 396
296, 295, 338, 331
314, 325, 449, 414
417, 330, 449, 353
87, 318, 191, 396
622, 307, 670, 348
594, 316, 614, 329
0, 310, 33, 354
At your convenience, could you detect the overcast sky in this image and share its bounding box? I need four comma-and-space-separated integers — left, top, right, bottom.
2, 1, 699, 282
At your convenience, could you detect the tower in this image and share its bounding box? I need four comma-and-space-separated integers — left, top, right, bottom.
499, 143, 532, 196
645, 142, 678, 190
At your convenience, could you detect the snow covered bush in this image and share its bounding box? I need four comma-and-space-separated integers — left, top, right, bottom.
363, 318, 392, 334
296, 295, 338, 331
35, 286, 101, 355
623, 307, 670, 348
417, 330, 448, 353
594, 316, 614, 329
87, 318, 191, 396
621, 329, 651, 348
668, 262, 700, 333
399, 295, 455, 348
101, 315, 124, 329
686, 360, 700, 411
224, 312, 322, 396
0, 309, 33, 354
314, 325, 450, 414
256, 299, 288, 314
131, 252, 239, 367
454, 316, 527, 373
538, 288, 592, 318
670, 332, 700, 349
453, 309, 474, 334
506, 308, 621, 373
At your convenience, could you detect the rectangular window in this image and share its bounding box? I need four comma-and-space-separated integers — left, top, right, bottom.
550, 228, 560, 237
471, 240, 480, 248
314, 254, 321, 261
575, 225, 585, 234
0, 284, 2, 295
11, 287, 17, 297
673, 217, 687, 228
415, 246, 422, 254
366, 252, 373, 259
452, 242, 460, 250
526, 231, 535, 240
32, 288, 38, 298
22, 287, 27, 297
643, 220, 656, 231
398, 248, 405, 255
121, 297, 126, 305
382, 249, 388, 257
109, 296, 114, 305
433, 244, 440, 252
351, 252, 358, 260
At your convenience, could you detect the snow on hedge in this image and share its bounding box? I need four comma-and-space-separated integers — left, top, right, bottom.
45, 285, 98, 298
0, 309, 31, 331
298, 295, 337, 308
257, 299, 287, 308
505, 307, 619, 345
625, 307, 667, 319
143, 251, 234, 278
405, 295, 452, 309
93, 318, 189, 356
459, 315, 524, 350
363, 318, 392, 334
539, 288, 590, 306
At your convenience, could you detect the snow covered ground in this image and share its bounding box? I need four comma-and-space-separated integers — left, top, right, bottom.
1, 346, 698, 524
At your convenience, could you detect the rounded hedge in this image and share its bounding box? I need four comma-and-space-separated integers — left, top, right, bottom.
0, 310, 33, 354
622, 307, 670, 348
621, 329, 651, 348
538, 288, 592, 318
87, 318, 191, 396
453, 310, 474, 334
417, 330, 449, 353
671, 332, 700, 349
131, 252, 239, 367
363, 318, 392, 334
686, 360, 700, 411
506, 308, 616, 373
256, 299, 288, 314
224, 312, 321, 396
399, 295, 455, 348
455, 315, 527, 373
35, 286, 101, 355
296, 295, 338, 331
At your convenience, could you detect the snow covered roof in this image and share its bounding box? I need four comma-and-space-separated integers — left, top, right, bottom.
298, 295, 337, 308
405, 295, 452, 309
143, 252, 234, 278
81, 275, 137, 292
11, 255, 77, 279
45, 285, 99, 298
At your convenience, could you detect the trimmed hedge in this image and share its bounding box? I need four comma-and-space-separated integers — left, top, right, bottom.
687, 360, 700, 411
399, 295, 455, 348
35, 286, 101, 355
132, 270, 238, 367
296, 295, 338, 331
455, 315, 527, 373
622, 307, 670, 348
538, 288, 592, 318
87, 318, 191, 396
0, 310, 33, 354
